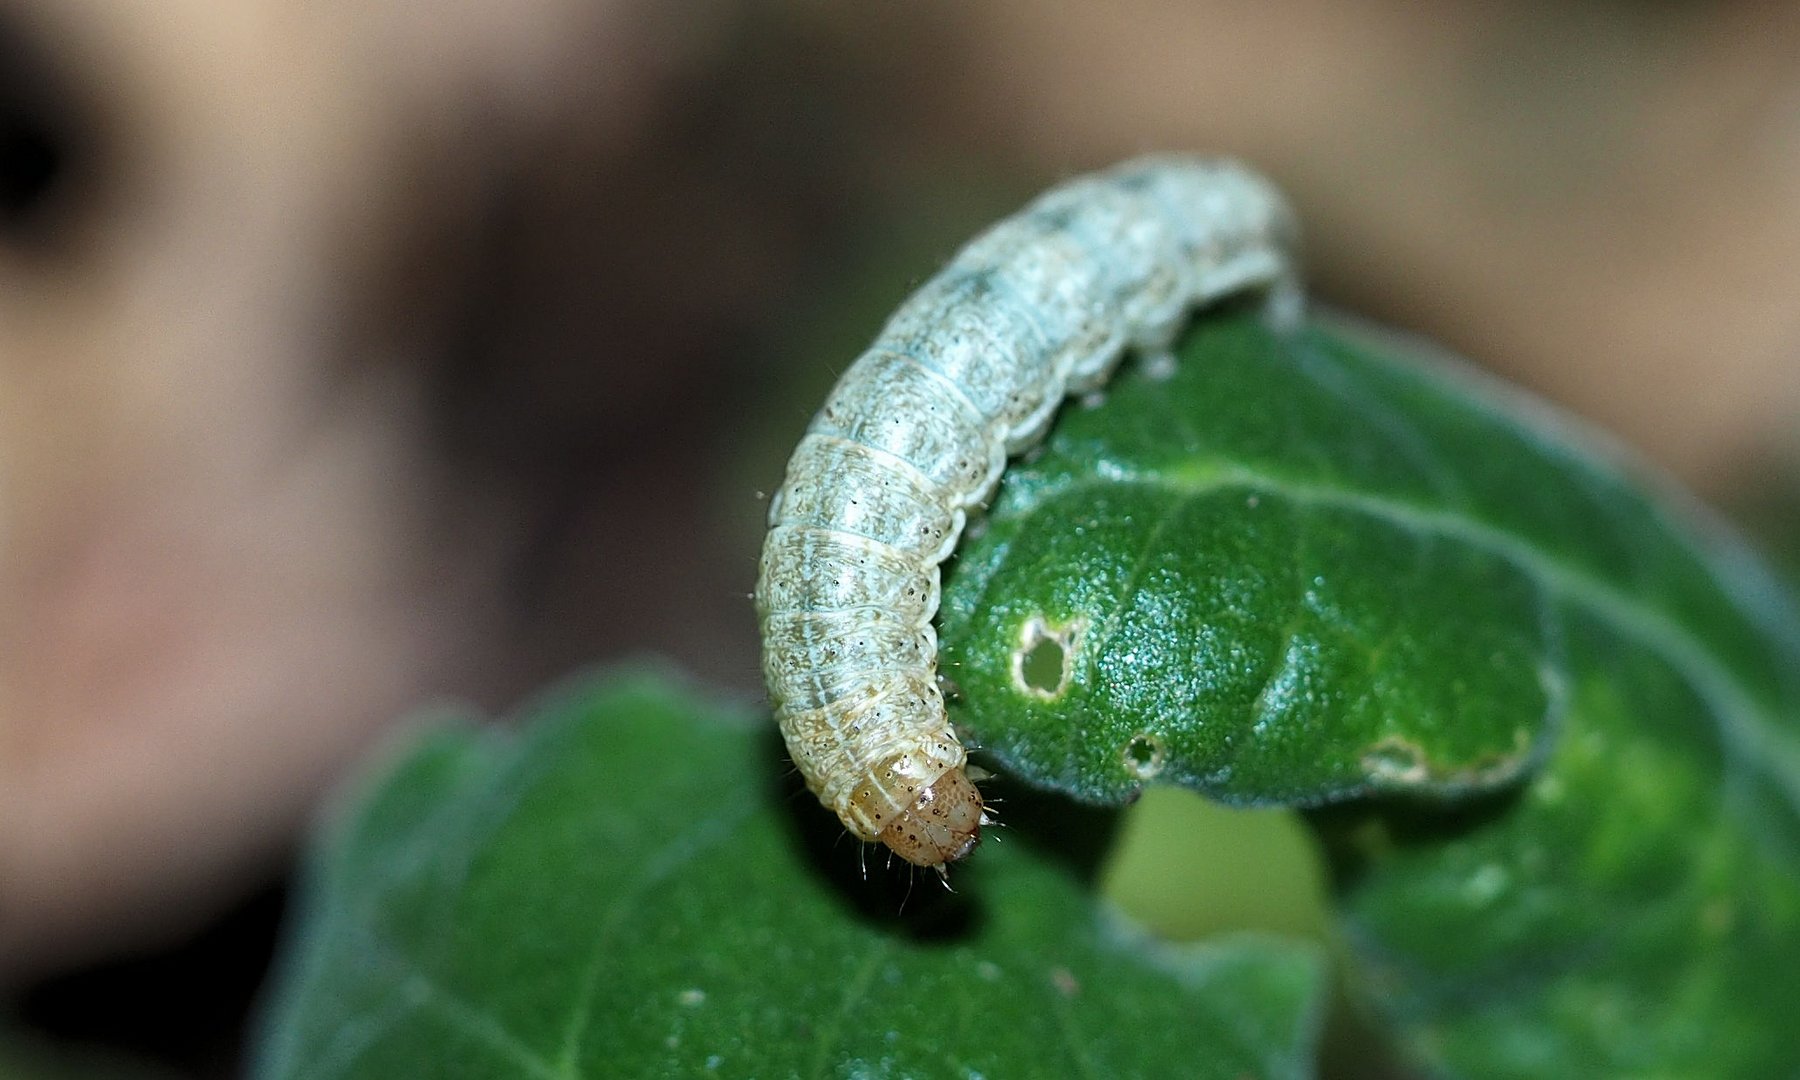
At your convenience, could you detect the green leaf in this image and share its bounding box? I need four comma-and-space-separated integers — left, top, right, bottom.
255, 303, 1798, 1077
939, 310, 1800, 1076
252, 669, 1326, 1080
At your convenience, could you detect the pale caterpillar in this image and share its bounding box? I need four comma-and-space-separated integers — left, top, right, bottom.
756, 156, 1303, 870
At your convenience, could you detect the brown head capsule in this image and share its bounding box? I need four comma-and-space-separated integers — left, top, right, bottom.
877, 766, 985, 869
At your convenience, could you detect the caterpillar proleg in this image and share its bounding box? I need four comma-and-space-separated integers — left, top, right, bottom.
756, 157, 1303, 870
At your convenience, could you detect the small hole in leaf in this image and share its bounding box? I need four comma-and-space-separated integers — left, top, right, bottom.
1011, 614, 1086, 700
1123, 733, 1164, 780
1361, 738, 1429, 784
1020, 638, 1063, 693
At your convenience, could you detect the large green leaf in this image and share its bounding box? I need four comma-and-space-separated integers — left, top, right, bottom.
252, 671, 1325, 1079
255, 306, 1799, 1078
938, 310, 1800, 1076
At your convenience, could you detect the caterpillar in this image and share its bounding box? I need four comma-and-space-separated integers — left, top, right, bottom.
755, 156, 1303, 870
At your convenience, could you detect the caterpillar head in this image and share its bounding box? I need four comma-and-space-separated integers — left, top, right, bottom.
878, 766, 984, 870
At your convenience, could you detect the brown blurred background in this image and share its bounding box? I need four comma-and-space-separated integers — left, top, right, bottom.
0, 1, 1795, 1075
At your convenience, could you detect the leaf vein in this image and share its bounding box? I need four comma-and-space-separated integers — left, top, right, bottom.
556, 788, 760, 1076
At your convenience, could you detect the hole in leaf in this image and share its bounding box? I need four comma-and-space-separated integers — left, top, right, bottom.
1122, 733, 1164, 780
1360, 737, 1429, 784
1100, 788, 1328, 943
1019, 638, 1063, 694
1010, 615, 1085, 700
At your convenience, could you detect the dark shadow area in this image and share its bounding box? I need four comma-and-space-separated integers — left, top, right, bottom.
13, 881, 287, 1080
1302, 783, 1529, 893
971, 767, 1124, 888
0, 10, 100, 251
762, 724, 984, 944
1302, 792, 1522, 1080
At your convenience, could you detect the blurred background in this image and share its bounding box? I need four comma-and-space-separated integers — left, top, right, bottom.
0, 0, 1795, 1075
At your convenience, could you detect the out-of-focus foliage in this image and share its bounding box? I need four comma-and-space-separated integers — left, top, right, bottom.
251, 674, 1325, 1079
